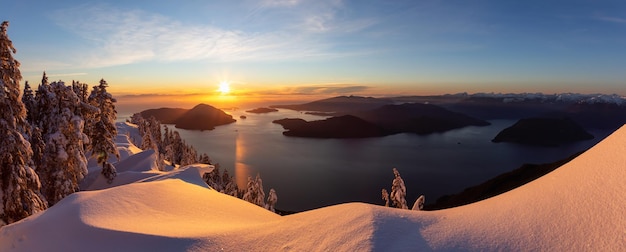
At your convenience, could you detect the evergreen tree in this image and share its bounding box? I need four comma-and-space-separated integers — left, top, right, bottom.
22, 81, 35, 123
222, 169, 239, 197
38, 81, 89, 205
389, 168, 408, 209
381, 188, 390, 207
34, 72, 53, 136
243, 174, 266, 207
88, 79, 119, 183
412, 195, 425, 211
0, 21, 47, 225
265, 188, 278, 213
29, 126, 45, 170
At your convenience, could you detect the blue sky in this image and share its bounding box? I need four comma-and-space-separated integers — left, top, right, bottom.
2, 0, 626, 102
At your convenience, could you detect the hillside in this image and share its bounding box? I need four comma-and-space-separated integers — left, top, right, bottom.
173, 104, 236, 130
1, 122, 624, 251
493, 117, 594, 146
271, 95, 393, 113
273, 103, 490, 138
355, 103, 490, 134
139, 104, 236, 131
139, 107, 188, 124
273, 115, 390, 138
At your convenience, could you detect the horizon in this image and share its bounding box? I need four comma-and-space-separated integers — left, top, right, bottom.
3, 0, 626, 109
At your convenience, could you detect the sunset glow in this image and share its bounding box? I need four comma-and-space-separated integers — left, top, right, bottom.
1, 0, 625, 108
217, 81, 231, 95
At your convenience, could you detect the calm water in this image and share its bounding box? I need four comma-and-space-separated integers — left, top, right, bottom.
171, 109, 611, 212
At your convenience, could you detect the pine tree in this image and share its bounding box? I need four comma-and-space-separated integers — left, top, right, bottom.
0, 21, 47, 225
88, 79, 119, 183
381, 188, 390, 207
34, 72, 53, 136
243, 174, 266, 207
22, 81, 35, 123
412, 195, 425, 211
29, 126, 45, 170
389, 168, 408, 209
38, 81, 89, 205
265, 188, 278, 213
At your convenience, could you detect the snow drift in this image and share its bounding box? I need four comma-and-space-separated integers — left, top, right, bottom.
1, 123, 625, 251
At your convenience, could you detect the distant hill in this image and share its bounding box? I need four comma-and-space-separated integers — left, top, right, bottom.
139, 104, 236, 131
354, 103, 490, 134
246, 107, 279, 114
390, 93, 626, 130
139, 108, 188, 124
492, 117, 594, 146
272, 103, 489, 138
271, 95, 393, 113
273, 115, 389, 138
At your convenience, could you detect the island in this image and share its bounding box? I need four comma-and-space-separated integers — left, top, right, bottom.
139, 103, 236, 131
272, 103, 490, 138
273, 115, 390, 138
353, 103, 490, 134
246, 107, 279, 114
492, 117, 594, 146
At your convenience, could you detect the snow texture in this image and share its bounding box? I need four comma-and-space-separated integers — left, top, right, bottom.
1, 124, 625, 251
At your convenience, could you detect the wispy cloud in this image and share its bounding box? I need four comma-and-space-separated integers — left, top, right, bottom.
47, 72, 88, 77
273, 84, 371, 95
48, 1, 378, 69
595, 15, 626, 24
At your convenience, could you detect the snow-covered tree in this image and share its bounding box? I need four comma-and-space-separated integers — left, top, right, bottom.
382, 188, 390, 207
34, 72, 53, 135
265, 188, 278, 213
38, 81, 89, 205
29, 126, 45, 170
140, 129, 164, 171
180, 143, 198, 166
22, 81, 35, 123
389, 168, 408, 209
71, 80, 89, 103
87, 79, 119, 183
222, 169, 239, 197
0, 21, 47, 225
198, 153, 212, 164
412, 195, 425, 211
243, 174, 266, 207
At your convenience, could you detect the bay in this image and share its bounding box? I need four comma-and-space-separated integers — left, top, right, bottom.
172, 109, 611, 211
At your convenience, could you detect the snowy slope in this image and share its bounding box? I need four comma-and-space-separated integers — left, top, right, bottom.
1, 124, 625, 251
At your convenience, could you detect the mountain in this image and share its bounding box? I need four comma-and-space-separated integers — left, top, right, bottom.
139, 104, 236, 131
493, 117, 594, 146
273, 115, 390, 138
174, 104, 236, 131
355, 103, 490, 134
271, 95, 393, 113
391, 93, 626, 130
1, 122, 624, 250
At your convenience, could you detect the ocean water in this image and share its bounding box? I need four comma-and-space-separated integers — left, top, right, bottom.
170, 109, 610, 212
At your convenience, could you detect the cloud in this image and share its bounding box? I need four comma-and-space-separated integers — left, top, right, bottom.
48, 2, 378, 69
595, 15, 626, 24
46, 72, 88, 77
275, 84, 371, 95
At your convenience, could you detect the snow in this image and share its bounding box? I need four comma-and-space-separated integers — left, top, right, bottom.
1, 124, 625, 251
469, 92, 626, 105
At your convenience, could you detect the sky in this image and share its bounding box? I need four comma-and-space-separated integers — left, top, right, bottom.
2, 0, 626, 109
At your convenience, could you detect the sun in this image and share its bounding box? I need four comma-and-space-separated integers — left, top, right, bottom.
217, 81, 231, 95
